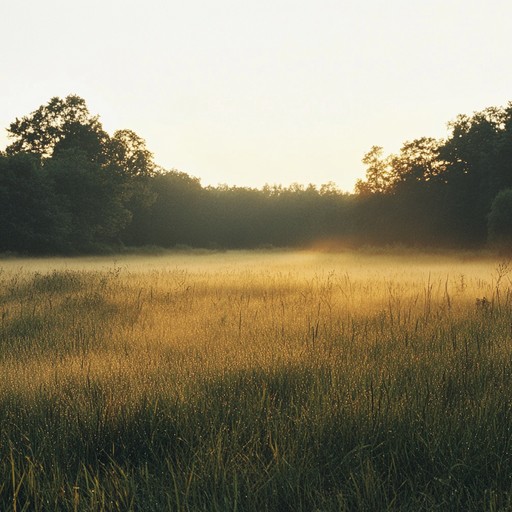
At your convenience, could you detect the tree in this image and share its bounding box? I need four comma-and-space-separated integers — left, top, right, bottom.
106, 130, 159, 245
437, 106, 508, 246
355, 146, 395, 195
106, 129, 156, 179
392, 138, 445, 185
6, 95, 108, 162
5, 95, 159, 250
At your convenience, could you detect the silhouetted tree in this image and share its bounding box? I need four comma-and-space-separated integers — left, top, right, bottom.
106, 129, 158, 245
438, 106, 509, 245
6, 95, 108, 162
4, 95, 161, 251
106, 129, 156, 179
355, 146, 395, 195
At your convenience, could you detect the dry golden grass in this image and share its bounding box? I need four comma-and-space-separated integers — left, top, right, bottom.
0, 250, 496, 395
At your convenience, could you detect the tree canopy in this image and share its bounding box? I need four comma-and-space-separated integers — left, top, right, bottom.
1, 95, 512, 253
6, 95, 107, 161
354, 102, 512, 247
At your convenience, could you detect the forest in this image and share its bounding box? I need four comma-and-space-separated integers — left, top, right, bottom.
1, 95, 512, 254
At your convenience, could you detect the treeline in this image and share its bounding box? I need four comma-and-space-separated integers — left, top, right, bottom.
354, 104, 512, 248
127, 177, 354, 249
1, 95, 512, 254
0, 95, 355, 253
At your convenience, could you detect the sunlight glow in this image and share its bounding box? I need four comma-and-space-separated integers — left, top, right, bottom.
1, 0, 512, 191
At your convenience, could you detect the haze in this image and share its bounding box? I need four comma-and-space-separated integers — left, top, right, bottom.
2, 0, 511, 191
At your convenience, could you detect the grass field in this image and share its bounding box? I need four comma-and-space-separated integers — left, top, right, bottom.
1, 249, 512, 511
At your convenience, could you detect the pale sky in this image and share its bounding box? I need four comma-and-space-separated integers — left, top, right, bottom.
1, 0, 511, 192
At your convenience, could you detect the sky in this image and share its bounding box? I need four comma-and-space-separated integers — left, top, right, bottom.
1, 0, 512, 192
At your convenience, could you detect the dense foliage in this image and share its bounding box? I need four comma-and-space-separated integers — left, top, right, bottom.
355, 105, 512, 248
2, 95, 512, 253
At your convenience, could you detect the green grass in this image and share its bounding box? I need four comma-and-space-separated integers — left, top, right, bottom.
0, 251, 512, 510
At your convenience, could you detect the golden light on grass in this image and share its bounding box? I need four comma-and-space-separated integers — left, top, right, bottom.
0, 250, 510, 510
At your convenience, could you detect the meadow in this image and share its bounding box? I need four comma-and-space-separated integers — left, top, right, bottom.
1, 249, 512, 511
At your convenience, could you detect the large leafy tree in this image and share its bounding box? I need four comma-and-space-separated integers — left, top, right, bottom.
3, 95, 148, 251
107, 129, 156, 179
106, 129, 158, 245
437, 106, 511, 245
387, 138, 447, 245
6, 95, 108, 162
391, 137, 445, 185
352, 103, 512, 248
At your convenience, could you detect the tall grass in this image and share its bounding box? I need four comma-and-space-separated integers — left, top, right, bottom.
0, 250, 511, 510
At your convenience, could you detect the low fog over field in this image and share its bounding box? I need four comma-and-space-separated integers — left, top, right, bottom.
1, 249, 511, 510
